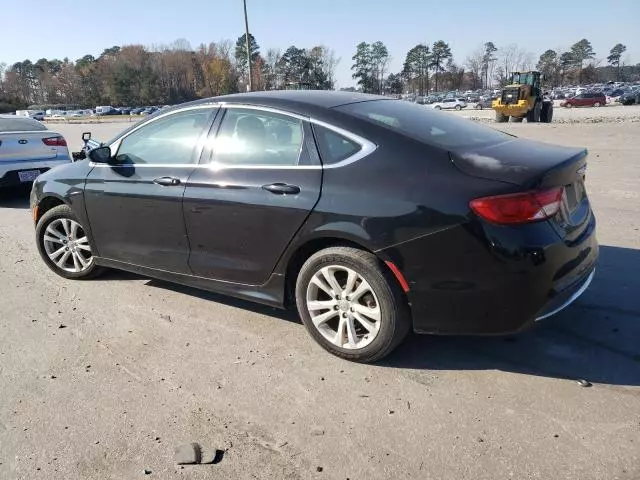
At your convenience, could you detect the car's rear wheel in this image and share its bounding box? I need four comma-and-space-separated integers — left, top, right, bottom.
295, 247, 410, 363
36, 204, 104, 280
455, 104, 462, 110
475, 104, 482, 110
565, 102, 573, 108
593, 102, 601, 107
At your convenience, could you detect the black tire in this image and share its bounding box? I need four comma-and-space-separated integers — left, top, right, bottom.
526, 101, 542, 123
475, 104, 482, 110
434, 105, 441, 110
36, 204, 104, 280
495, 111, 508, 123
455, 104, 462, 111
295, 247, 410, 363
540, 102, 553, 123
512, 117, 524, 123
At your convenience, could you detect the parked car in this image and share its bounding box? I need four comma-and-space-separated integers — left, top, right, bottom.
0, 115, 71, 189
130, 107, 145, 115
31, 91, 598, 362
430, 98, 467, 110
620, 91, 640, 106
15, 110, 45, 121
95, 106, 117, 116
141, 107, 158, 115
474, 97, 495, 110
560, 92, 606, 108
119, 107, 133, 115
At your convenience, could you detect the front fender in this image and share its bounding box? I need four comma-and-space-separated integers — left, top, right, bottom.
32, 160, 97, 251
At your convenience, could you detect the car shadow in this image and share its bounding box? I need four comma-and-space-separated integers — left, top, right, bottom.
381, 244, 640, 387
98, 269, 300, 324
98, 245, 639, 387
144, 277, 301, 324
0, 184, 32, 209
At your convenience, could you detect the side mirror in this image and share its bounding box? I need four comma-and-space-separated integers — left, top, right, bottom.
82, 132, 92, 143
88, 146, 112, 163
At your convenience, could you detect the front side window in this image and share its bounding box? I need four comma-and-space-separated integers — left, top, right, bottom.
211, 108, 304, 166
115, 108, 214, 165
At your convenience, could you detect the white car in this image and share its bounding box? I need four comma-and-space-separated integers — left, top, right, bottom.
430, 98, 467, 111
0, 115, 72, 190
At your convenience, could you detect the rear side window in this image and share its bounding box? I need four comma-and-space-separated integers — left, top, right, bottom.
211, 108, 304, 166
0, 117, 47, 132
313, 125, 361, 164
336, 100, 512, 149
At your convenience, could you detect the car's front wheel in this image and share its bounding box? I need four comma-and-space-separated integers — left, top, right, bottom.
36, 204, 104, 280
295, 247, 410, 363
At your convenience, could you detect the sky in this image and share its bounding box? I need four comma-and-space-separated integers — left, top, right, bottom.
1, 0, 637, 88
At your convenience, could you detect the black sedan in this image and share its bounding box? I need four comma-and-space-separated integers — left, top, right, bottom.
30, 91, 598, 362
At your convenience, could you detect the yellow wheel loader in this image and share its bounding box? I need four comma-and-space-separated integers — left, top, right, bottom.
492, 71, 553, 123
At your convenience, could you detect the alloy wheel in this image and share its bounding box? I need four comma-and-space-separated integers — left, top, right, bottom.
306, 265, 381, 350
43, 218, 93, 273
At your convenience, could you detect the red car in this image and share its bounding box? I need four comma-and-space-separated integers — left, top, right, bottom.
561, 92, 606, 108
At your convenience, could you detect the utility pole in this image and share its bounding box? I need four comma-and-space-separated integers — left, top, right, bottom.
243, 0, 252, 91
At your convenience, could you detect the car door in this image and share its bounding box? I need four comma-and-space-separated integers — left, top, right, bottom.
442, 99, 453, 109
84, 106, 217, 273
183, 106, 322, 285
579, 93, 590, 106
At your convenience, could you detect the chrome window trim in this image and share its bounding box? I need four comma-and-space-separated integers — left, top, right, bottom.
99, 102, 377, 171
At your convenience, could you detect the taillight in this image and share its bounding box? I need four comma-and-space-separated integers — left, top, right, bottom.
470, 187, 564, 225
42, 136, 67, 147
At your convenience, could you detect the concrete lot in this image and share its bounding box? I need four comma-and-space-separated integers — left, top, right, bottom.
1, 121, 639, 480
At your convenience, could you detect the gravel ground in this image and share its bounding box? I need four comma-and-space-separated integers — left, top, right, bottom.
459, 103, 640, 123
1, 121, 639, 480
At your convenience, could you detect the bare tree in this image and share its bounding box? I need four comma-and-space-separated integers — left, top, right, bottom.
465, 46, 484, 89
319, 46, 339, 89
265, 48, 282, 90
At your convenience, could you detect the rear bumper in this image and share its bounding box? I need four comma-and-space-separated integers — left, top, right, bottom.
380, 214, 598, 335
0, 158, 71, 187
535, 268, 595, 321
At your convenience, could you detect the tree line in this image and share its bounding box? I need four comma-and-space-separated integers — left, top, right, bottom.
352, 38, 635, 96
0, 35, 338, 112
0, 34, 636, 113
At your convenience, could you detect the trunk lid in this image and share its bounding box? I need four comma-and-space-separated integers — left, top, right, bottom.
451, 138, 591, 243
0, 131, 60, 163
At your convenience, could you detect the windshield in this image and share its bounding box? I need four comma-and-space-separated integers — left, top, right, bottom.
335, 100, 513, 149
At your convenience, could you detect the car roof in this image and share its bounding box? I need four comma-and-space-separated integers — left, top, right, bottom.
184, 90, 391, 117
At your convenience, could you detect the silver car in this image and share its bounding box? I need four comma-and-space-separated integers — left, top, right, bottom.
0, 115, 72, 189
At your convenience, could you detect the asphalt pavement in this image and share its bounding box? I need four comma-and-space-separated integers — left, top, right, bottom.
0, 122, 638, 480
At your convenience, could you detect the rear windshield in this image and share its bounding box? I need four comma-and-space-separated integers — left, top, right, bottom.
335, 100, 512, 149
0, 117, 48, 132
